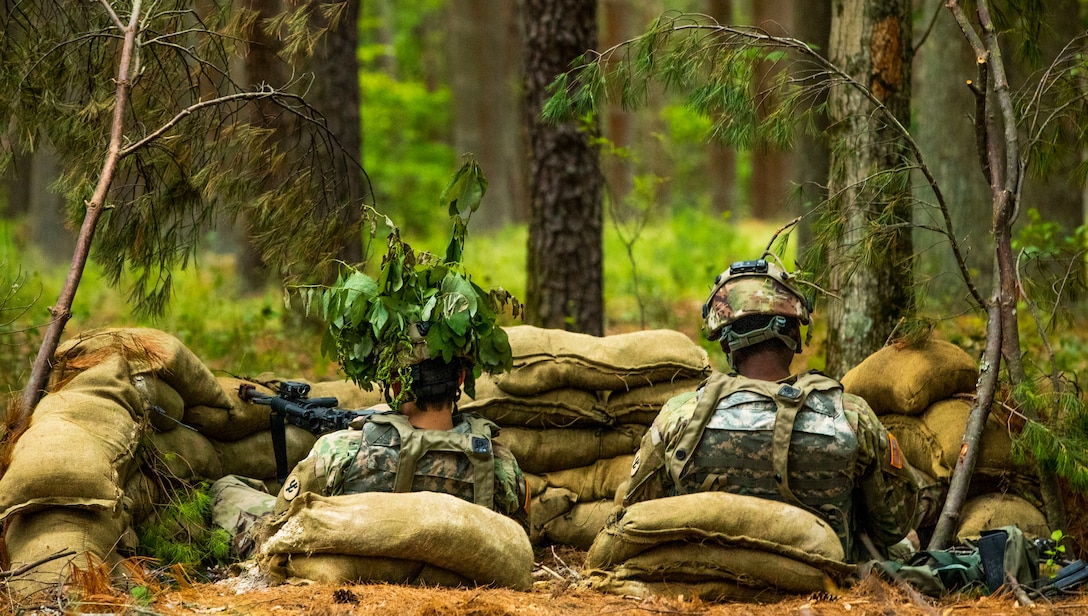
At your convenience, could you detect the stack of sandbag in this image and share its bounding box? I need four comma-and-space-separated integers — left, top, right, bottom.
583, 492, 855, 601
841, 339, 1048, 541
0, 328, 380, 602
463, 325, 710, 549
257, 491, 534, 590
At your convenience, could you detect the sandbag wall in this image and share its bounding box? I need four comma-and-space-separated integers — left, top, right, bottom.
0, 328, 381, 602
463, 325, 711, 549
841, 339, 1049, 543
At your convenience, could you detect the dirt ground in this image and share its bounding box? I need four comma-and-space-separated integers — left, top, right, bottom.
9, 548, 1088, 616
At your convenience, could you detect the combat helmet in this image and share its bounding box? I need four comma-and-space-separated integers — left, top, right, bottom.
702, 256, 811, 356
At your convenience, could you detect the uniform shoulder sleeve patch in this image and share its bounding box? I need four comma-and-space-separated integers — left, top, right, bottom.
282, 474, 301, 502
888, 433, 904, 470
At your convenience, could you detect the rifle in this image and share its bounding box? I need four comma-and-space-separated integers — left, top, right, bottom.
239, 381, 380, 483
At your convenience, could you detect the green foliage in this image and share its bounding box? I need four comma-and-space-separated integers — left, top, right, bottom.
301, 159, 517, 402
0, 1, 373, 317
135, 482, 231, 568
543, 12, 822, 153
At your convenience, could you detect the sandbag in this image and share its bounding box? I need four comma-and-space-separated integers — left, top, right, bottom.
536, 455, 635, 503
144, 426, 224, 482
462, 376, 611, 428
585, 492, 853, 600
841, 340, 977, 415
529, 487, 577, 545
183, 377, 277, 441
258, 491, 533, 590
604, 542, 833, 593
495, 425, 645, 474
880, 400, 1029, 482
0, 357, 142, 520
956, 493, 1050, 543
924, 398, 1028, 474
52, 327, 230, 409
307, 380, 384, 410
497, 326, 710, 396
271, 554, 473, 588
3, 506, 133, 602
536, 499, 615, 550
606, 378, 705, 425
131, 374, 185, 432
214, 426, 317, 481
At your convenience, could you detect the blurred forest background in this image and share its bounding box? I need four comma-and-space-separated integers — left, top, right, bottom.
3, 0, 1088, 400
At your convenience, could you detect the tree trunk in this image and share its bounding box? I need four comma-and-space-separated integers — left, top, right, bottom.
448, 0, 527, 228
749, 0, 794, 221
824, 0, 914, 378
523, 0, 604, 336
791, 0, 831, 255
306, 0, 365, 268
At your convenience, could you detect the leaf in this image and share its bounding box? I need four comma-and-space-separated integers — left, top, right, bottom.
439, 156, 488, 221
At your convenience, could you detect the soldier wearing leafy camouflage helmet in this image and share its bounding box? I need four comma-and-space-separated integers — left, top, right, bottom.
209, 321, 530, 560
620, 257, 920, 562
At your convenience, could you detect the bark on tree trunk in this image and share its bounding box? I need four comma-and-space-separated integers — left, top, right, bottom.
824, 0, 914, 378
523, 0, 604, 336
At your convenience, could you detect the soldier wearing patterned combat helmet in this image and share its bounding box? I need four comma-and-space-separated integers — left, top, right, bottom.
621, 255, 920, 562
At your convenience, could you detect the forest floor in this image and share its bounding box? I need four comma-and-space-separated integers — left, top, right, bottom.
12, 547, 1088, 616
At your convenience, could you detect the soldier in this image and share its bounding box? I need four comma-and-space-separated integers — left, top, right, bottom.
211, 323, 530, 558
620, 257, 919, 562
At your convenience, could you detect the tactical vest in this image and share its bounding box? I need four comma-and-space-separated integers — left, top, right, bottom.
666, 371, 859, 554
335, 411, 497, 508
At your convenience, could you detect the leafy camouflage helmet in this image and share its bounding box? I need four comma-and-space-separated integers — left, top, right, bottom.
702, 259, 811, 345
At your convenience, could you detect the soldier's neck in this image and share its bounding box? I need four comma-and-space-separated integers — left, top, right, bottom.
735, 352, 793, 382
400, 400, 455, 430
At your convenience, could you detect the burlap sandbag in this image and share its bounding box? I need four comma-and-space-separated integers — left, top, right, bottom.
536, 455, 635, 503
307, 380, 384, 410
589, 492, 847, 565
131, 373, 185, 432
607, 542, 833, 593
144, 426, 224, 482
495, 425, 645, 474
214, 426, 317, 481
529, 487, 577, 545
955, 493, 1050, 543
497, 326, 710, 396
258, 491, 533, 590
52, 327, 230, 409
3, 506, 133, 602
841, 340, 977, 415
537, 499, 615, 550
924, 398, 1029, 474
0, 356, 142, 520
606, 378, 705, 425
183, 377, 277, 441
269, 554, 473, 587
462, 376, 611, 428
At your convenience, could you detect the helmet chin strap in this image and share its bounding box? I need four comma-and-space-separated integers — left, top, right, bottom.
723, 316, 802, 367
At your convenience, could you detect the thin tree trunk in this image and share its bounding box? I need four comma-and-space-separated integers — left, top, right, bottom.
13, 2, 143, 432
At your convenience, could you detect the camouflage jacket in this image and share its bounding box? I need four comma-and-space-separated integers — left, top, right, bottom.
622, 370, 919, 561
274, 411, 529, 530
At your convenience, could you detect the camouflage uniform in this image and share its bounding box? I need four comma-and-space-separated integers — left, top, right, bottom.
622, 370, 918, 562
274, 410, 529, 530
211, 410, 529, 559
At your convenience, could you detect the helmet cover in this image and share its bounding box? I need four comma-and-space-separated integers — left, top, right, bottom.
703, 259, 811, 343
